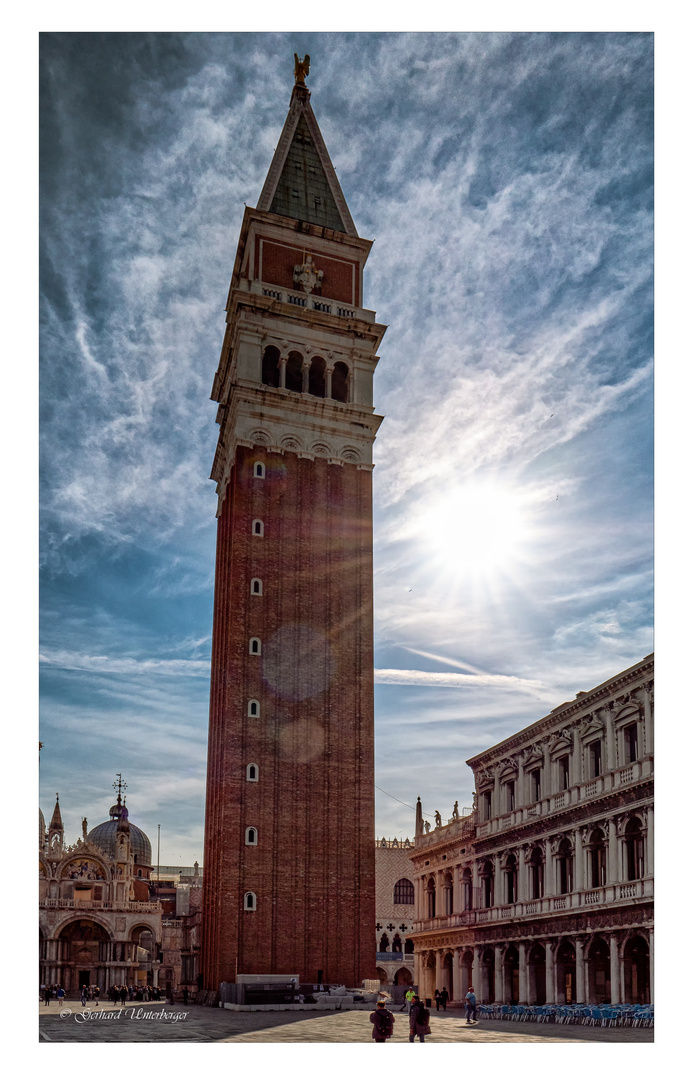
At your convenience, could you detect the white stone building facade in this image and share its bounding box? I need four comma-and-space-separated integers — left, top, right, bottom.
374, 839, 416, 987
409, 654, 653, 1007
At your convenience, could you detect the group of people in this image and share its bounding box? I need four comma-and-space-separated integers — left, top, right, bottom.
108, 984, 162, 1003
41, 985, 65, 1006
80, 985, 101, 1006
370, 986, 479, 1041
434, 987, 449, 1010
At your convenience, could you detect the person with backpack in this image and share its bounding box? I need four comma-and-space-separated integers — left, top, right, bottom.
409, 994, 432, 1042
370, 999, 395, 1042
465, 986, 477, 1024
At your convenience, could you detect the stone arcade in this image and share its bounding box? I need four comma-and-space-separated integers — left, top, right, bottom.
409, 655, 653, 1008
200, 58, 385, 991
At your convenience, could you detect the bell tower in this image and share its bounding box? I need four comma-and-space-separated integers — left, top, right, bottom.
200, 59, 386, 991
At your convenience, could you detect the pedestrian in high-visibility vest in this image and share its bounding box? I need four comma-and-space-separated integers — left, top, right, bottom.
401, 987, 414, 1012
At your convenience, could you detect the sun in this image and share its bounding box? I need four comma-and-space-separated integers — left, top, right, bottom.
418, 479, 531, 578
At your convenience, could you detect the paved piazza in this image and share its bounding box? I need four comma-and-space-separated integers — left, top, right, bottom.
39, 1000, 653, 1044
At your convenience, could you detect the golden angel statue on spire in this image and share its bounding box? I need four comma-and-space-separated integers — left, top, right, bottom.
294, 53, 310, 86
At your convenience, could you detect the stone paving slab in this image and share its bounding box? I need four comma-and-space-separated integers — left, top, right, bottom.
38, 1000, 654, 1044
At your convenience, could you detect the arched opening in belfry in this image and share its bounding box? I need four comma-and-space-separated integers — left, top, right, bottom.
261, 345, 280, 387
309, 356, 326, 397
331, 361, 349, 402
285, 351, 303, 393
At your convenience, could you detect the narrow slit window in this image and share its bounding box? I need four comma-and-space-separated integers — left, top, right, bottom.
244, 892, 256, 911
252, 519, 264, 536
245, 827, 258, 846
248, 700, 260, 717
247, 764, 259, 782
249, 638, 261, 656
251, 578, 263, 596
253, 462, 265, 479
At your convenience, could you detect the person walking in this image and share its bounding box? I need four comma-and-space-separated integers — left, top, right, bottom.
44, 986, 52, 1007
93, 986, 100, 1006
400, 986, 414, 1012
440, 986, 449, 1010
370, 999, 395, 1042
57, 986, 65, 1007
80, 986, 87, 1007
465, 986, 477, 1024
409, 994, 432, 1042
434, 988, 441, 1010
120, 985, 127, 1005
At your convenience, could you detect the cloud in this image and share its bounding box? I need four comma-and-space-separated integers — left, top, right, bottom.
39, 649, 211, 678
374, 668, 546, 694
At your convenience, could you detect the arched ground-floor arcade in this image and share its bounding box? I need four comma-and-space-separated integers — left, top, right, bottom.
40, 917, 161, 993
414, 919, 652, 1006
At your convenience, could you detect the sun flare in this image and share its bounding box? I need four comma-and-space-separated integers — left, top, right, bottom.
418, 480, 531, 578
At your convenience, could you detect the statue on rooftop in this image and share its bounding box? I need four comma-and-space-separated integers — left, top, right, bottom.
294, 54, 310, 86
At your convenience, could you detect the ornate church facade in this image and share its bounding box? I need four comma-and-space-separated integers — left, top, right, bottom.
200, 59, 385, 990
408, 654, 654, 1007
39, 780, 163, 993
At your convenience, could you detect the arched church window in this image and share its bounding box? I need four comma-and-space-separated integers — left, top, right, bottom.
253, 461, 265, 479
248, 699, 260, 717
247, 764, 259, 782
252, 519, 264, 536
251, 578, 263, 595
331, 361, 349, 402
249, 638, 261, 656
244, 892, 256, 910
393, 878, 415, 905
245, 827, 258, 846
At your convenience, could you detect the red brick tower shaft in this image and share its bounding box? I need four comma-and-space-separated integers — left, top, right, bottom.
200, 73, 386, 991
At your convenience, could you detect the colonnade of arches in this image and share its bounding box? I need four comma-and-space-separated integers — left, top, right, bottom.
419, 812, 651, 917
261, 345, 350, 402
416, 930, 651, 1006
40, 918, 160, 992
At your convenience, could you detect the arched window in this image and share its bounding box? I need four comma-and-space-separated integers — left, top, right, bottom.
253, 461, 265, 479
529, 846, 544, 899
331, 361, 349, 402
249, 638, 261, 656
393, 878, 415, 905
482, 860, 495, 908
285, 351, 303, 393
482, 789, 492, 821
252, 519, 264, 536
245, 827, 258, 846
624, 723, 639, 764
505, 853, 517, 904
309, 356, 326, 398
426, 878, 436, 919
392, 933, 403, 953
379, 933, 389, 952
244, 891, 256, 910
250, 578, 263, 596
248, 699, 260, 717
625, 817, 645, 880
246, 764, 259, 782
462, 868, 472, 911
261, 346, 280, 388
404, 938, 414, 954
444, 872, 454, 915
588, 828, 606, 888
557, 839, 573, 894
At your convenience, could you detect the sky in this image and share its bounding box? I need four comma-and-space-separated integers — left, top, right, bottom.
38, 31, 653, 864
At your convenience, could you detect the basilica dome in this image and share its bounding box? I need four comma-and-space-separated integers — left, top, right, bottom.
87, 798, 153, 867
